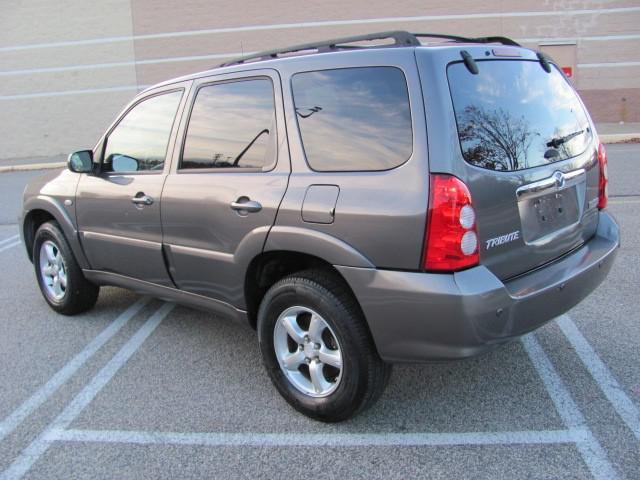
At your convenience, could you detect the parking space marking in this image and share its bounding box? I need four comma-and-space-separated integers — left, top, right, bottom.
1, 302, 174, 480
49, 427, 587, 447
0, 235, 19, 246
0, 308, 623, 479
0, 297, 149, 444
558, 315, 640, 441
522, 334, 618, 480
0, 241, 20, 254
609, 198, 640, 205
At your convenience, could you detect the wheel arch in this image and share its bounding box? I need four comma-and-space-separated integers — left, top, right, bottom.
22, 197, 89, 268
263, 226, 375, 269
244, 250, 363, 331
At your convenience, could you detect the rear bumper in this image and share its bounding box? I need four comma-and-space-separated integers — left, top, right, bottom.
337, 211, 619, 363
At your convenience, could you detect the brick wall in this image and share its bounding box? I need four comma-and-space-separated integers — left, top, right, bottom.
1, 0, 638, 159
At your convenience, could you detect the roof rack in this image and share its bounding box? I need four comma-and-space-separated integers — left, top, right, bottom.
218, 30, 521, 67
413, 33, 520, 47
219, 31, 419, 67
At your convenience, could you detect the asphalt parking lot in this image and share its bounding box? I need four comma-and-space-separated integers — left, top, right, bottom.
0, 144, 638, 479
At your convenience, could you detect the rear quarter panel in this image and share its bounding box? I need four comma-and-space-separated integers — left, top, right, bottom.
269, 49, 429, 270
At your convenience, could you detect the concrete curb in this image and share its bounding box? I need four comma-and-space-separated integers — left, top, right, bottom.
0, 162, 65, 173
600, 133, 640, 144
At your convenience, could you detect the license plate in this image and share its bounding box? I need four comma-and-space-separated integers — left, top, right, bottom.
519, 186, 580, 243
534, 191, 572, 225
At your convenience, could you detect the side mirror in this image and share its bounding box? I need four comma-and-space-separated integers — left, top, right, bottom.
67, 150, 94, 173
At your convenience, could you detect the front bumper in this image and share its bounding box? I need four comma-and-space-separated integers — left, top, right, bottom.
337, 211, 619, 363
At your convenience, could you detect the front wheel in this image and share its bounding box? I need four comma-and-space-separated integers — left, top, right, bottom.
257, 270, 390, 422
33, 221, 99, 315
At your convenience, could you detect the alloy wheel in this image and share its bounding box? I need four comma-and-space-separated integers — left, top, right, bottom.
39, 240, 67, 301
273, 306, 343, 397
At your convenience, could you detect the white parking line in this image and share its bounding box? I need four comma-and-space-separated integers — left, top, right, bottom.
1, 302, 174, 480
0, 241, 20, 254
579, 61, 640, 68
49, 427, 586, 447
558, 315, 640, 441
609, 199, 640, 205
0, 235, 19, 246
522, 334, 618, 480
0, 297, 149, 444
0, 53, 246, 77
0, 85, 146, 101
0, 306, 623, 478
1, 6, 638, 52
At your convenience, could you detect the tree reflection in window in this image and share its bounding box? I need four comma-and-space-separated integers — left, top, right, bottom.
458, 105, 538, 171
448, 60, 591, 172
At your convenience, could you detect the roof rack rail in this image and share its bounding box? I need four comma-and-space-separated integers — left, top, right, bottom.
412, 33, 520, 47
218, 30, 521, 67
219, 31, 420, 67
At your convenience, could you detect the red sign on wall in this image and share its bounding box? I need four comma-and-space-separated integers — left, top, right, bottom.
561, 66, 573, 78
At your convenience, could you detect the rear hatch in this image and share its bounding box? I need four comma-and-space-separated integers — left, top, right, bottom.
444, 55, 600, 280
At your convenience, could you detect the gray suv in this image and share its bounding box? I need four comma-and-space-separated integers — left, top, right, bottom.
21, 32, 619, 421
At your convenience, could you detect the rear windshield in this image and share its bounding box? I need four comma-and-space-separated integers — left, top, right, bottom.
447, 60, 592, 171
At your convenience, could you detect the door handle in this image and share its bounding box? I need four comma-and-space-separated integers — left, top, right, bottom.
230, 198, 262, 213
131, 193, 154, 206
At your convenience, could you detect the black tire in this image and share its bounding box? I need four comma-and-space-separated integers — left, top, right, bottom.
257, 269, 391, 422
33, 221, 99, 315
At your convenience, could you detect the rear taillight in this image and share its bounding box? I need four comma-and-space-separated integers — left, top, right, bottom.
423, 174, 479, 271
597, 142, 608, 209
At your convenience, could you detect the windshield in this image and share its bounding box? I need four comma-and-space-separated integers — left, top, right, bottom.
447, 60, 592, 171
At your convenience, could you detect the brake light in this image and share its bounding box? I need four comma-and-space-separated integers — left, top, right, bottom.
597, 142, 608, 209
424, 174, 479, 271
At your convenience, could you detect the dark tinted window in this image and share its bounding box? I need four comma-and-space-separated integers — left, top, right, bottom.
292, 67, 412, 171
103, 90, 182, 173
447, 60, 592, 171
181, 79, 275, 170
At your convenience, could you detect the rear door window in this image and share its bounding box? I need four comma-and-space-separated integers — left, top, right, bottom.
447, 60, 592, 171
291, 67, 412, 171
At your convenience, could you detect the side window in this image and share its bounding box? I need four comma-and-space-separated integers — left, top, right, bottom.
181, 78, 276, 170
291, 67, 413, 171
103, 90, 183, 173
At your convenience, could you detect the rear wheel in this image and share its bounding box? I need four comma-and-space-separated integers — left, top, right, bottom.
257, 269, 390, 422
33, 221, 99, 315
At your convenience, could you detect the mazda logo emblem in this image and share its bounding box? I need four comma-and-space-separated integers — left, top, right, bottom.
553, 171, 566, 189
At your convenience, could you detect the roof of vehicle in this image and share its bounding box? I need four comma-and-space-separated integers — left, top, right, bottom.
144, 30, 547, 93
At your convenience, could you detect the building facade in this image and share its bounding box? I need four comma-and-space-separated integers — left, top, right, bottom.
1, 0, 638, 160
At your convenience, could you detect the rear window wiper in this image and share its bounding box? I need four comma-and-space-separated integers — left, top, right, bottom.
546, 129, 585, 149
